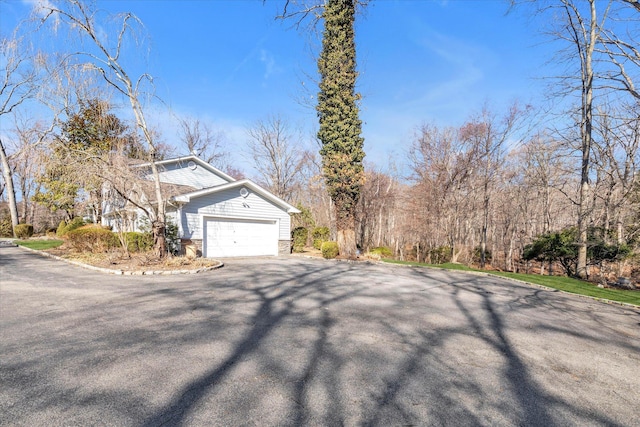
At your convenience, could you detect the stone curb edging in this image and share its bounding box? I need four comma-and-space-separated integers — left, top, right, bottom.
16, 244, 224, 275
382, 261, 640, 311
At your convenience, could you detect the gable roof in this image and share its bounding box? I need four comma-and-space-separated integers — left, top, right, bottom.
171, 179, 301, 214
136, 155, 237, 184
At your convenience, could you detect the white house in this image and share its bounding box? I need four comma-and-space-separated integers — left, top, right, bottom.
102, 155, 300, 257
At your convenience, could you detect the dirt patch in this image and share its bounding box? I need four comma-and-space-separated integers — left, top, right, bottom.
45, 248, 220, 272
290, 247, 379, 262
290, 247, 324, 258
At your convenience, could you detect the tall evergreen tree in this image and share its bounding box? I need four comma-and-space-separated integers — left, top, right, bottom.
317, 0, 365, 258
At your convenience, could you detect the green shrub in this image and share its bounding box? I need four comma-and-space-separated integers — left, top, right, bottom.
369, 246, 393, 258
58, 217, 85, 237
14, 224, 34, 239
292, 226, 308, 253
312, 226, 330, 250
56, 220, 67, 237
123, 232, 154, 252
165, 220, 180, 255
66, 225, 118, 253
0, 216, 13, 237
321, 241, 339, 259
65, 217, 86, 234
523, 226, 631, 277
430, 246, 453, 264
473, 246, 492, 264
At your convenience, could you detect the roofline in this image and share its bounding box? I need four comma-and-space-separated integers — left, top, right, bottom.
172, 179, 301, 214
134, 155, 236, 183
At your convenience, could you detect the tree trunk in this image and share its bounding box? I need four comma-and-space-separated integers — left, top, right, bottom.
506, 234, 514, 272
480, 169, 490, 269
316, 0, 364, 260
336, 229, 357, 258
152, 220, 167, 258
0, 140, 19, 236
576, 0, 597, 279
335, 199, 357, 258
377, 210, 383, 247
451, 243, 459, 264
28, 201, 36, 227
577, 163, 590, 278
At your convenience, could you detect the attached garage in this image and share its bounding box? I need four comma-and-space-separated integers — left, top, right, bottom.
104, 155, 300, 258
204, 217, 278, 258
169, 173, 300, 258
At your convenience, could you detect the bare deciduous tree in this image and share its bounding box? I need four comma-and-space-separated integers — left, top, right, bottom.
40, 0, 169, 256
558, 0, 604, 278
177, 116, 229, 168
0, 32, 42, 234
517, 133, 572, 236
512, 0, 610, 278
246, 114, 307, 202
460, 102, 526, 268
598, 1, 640, 100
8, 116, 50, 225
408, 123, 478, 263
592, 101, 640, 244
356, 165, 398, 253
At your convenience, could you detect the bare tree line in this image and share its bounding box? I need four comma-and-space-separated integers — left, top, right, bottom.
0, 0, 638, 278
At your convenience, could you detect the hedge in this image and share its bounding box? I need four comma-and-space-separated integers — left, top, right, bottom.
321, 241, 339, 259
0, 216, 12, 237
57, 217, 85, 237
122, 232, 154, 252
292, 226, 308, 253
369, 246, 393, 258
65, 225, 119, 253
14, 224, 34, 239
312, 226, 330, 250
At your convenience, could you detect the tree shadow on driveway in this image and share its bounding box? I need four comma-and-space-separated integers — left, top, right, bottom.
1, 250, 639, 426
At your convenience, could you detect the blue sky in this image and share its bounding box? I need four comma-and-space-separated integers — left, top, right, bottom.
2, 0, 551, 174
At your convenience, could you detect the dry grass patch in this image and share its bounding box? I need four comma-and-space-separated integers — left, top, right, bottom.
47, 247, 219, 272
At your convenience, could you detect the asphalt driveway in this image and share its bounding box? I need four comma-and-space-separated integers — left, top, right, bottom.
1, 246, 639, 426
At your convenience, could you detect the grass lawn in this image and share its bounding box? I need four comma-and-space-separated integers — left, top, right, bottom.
382, 259, 640, 306
15, 239, 64, 251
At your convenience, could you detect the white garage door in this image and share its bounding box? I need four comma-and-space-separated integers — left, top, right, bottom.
205, 217, 278, 257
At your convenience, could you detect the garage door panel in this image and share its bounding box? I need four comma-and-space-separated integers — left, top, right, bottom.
205, 218, 277, 257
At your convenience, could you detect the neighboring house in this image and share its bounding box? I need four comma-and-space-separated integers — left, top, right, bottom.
102, 155, 300, 257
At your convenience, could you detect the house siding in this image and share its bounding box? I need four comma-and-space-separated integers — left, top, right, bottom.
181, 187, 291, 241
103, 207, 148, 232
166, 210, 179, 228
150, 160, 231, 189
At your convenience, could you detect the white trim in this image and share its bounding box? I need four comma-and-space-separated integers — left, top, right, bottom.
177, 205, 184, 238
173, 180, 301, 214
134, 155, 236, 184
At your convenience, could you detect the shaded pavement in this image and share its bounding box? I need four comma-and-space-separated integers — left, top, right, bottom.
1, 246, 639, 426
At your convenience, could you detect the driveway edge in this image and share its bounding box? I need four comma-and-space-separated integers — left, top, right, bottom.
381, 261, 640, 311
15, 244, 224, 275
